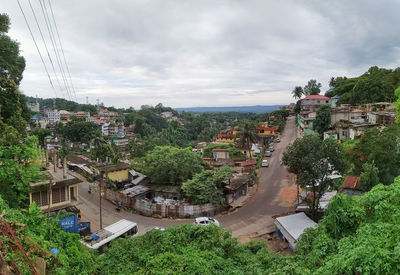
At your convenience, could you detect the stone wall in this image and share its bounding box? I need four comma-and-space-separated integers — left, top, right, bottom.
104, 188, 222, 218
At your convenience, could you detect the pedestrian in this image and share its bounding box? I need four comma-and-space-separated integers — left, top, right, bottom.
88, 185, 92, 194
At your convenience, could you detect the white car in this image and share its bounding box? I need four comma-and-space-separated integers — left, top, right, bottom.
265, 150, 272, 157
194, 217, 220, 226
261, 159, 269, 167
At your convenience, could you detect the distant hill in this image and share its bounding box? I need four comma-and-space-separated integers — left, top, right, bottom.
175, 105, 284, 114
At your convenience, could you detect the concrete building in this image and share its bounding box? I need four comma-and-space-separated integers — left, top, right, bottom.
300, 95, 331, 111
27, 102, 40, 112
45, 110, 60, 124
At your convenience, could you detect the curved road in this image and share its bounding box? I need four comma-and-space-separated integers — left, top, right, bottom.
76, 116, 297, 237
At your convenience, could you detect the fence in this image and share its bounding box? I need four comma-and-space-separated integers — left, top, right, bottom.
104, 188, 222, 218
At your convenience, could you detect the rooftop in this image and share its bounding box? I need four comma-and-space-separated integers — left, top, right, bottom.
303, 95, 330, 100
341, 175, 360, 190
275, 212, 317, 241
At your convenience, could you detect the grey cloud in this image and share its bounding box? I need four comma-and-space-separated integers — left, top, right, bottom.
2, 0, 400, 108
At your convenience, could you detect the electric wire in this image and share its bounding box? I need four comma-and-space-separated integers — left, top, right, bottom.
47, 0, 78, 102
38, 0, 72, 101
16, 0, 58, 98
26, 0, 66, 99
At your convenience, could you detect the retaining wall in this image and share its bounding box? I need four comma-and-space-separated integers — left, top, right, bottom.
104, 188, 222, 218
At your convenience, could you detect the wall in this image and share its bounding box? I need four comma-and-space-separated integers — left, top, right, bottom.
104, 188, 222, 218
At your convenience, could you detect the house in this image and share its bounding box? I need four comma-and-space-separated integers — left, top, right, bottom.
330, 105, 367, 126
333, 120, 377, 140
212, 148, 230, 161
129, 169, 150, 186
234, 160, 257, 173
274, 212, 317, 250
225, 173, 251, 204
45, 109, 60, 124
365, 102, 394, 112
214, 127, 238, 143
254, 125, 279, 137
300, 95, 331, 111
97, 163, 131, 184
340, 175, 364, 196
297, 111, 317, 136
367, 111, 396, 126
29, 168, 81, 212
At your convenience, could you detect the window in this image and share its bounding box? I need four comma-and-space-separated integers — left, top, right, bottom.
326, 100, 329, 103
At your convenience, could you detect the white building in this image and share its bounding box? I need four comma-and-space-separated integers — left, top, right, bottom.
101, 122, 110, 136
27, 102, 40, 112
45, 110, 60, 124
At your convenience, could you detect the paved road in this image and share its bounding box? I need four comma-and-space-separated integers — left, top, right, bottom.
75, 116, 297, 237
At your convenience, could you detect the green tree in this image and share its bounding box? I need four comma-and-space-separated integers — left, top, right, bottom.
357, 126, 400, 185
282, 135, 347, 219
358, 162, 380, 192
236, 122, 259, 158
395, 85, 400, 124
303, 79, 321, 95
0, 14, 26, 85
137, 146, 205, 185
291, 86, 304, 99
90, 143, 118, 163
63, 119, 101, 144
182, 165, 233, 204
0, 124, 44, 207
30, 127, 51, 147
313, 105, 331, 136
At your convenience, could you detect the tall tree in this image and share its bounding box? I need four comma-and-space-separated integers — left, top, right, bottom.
358, 162, 380, 192
137, 146, 205, 185
236, 122, 259, 158
283, 135, 347, 219
291, 86, 304, 99
304, 79, 322, 96
313, 105, 331, 136
0, 13, 26, 85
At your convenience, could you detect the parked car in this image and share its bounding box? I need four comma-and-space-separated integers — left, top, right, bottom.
194, 217, 220, 226
261, 159, 269, 167
269, 146, 275, 152
276, 137, 280, 143
265, 150, 272, 157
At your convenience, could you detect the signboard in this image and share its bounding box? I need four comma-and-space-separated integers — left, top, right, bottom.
60, 214, 79, 233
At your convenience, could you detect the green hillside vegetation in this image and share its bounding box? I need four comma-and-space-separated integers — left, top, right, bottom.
98, 178, 400, 274
325, 66, 400, 105
0, 197, 97, 274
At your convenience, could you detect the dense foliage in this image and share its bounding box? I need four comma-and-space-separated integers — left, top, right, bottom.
98, 178, 400, 274
283, 135, 348, 219
182, 165, 234, 204
325, 66, 400, 105
0, 197, 97, 274
313, 105, 331, 136
135, 146, 205, 185
343, 125, 400, 185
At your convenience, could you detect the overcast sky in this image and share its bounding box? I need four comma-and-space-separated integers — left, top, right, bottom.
2, 0, 400, 108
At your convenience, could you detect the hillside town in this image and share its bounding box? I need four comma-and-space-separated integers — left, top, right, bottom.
2, 2, 400, 274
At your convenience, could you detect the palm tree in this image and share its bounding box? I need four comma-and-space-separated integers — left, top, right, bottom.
292, 86, 304, 99
236, 122, 259, 159
91, 136, 107, 163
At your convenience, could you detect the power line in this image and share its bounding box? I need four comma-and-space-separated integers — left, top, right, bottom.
26, 0, 66, 99
47, 0, 78, 102
38, 0, 72, 101
16, 0, 58, 99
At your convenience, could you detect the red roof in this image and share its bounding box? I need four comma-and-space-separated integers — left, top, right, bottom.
255, 126, 279, 131
218, 134, 235, 138
240, 160, 257, 166
341, 175, 360, 190
303, 95, 330, 100
212, 149, 230, 152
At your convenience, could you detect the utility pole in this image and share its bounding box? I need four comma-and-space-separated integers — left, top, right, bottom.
99, 171, 104, 229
